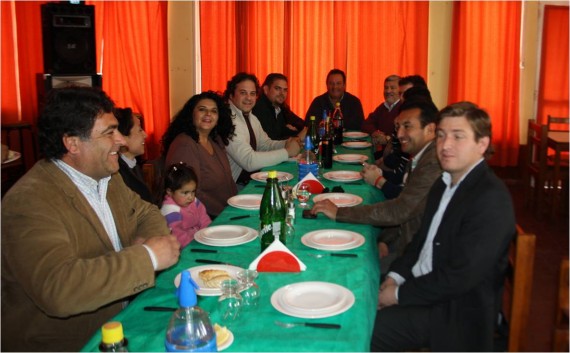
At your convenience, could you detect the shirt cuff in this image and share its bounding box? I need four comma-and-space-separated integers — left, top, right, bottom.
387, 272, 406, 286
142, 244, 158, 271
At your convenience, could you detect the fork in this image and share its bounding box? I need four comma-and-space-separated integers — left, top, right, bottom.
308, 253, 357, 258
274, 320, 341, 329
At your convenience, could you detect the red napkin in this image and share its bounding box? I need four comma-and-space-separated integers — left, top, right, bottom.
257, 251, 301, 272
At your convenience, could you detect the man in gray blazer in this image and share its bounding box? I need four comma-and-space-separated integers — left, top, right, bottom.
311, 99, 442, 275
1, 87, 180, 351
372, 102, 516, 351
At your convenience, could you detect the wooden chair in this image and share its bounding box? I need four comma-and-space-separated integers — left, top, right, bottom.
500, 226, 536, 352
547, 115, 570, 132
1, 122, 38, 197
142, 156, 165, 204
524, 120, 550, 211
553, 258, 569, 352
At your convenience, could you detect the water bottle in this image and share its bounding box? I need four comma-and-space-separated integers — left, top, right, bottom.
99, 322, 129, 352
165, 271, 217, 352
298, 135, 319, 180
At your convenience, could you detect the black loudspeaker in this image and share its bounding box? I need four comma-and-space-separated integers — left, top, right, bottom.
41, 3, 96, 75
36, 73, 102, 115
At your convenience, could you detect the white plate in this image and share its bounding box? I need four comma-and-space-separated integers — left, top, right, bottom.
250, 171, 294, 183
343, 131, 369, 139
301, 229, 365, 251
194, 226, 258, 247
342, 141, 372, 149
200, 225, 250, 242
333, 154, 368, 164
2, 150, 21, 164
271, 282, 355, 319
312, 193, 363, 207
174, 264, 243, 296
227, 194, 262, 210
217, 329, 234, 351
323, 171, 362, 182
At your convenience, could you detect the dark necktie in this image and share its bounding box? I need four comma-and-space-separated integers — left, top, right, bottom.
243, 112, 257, 150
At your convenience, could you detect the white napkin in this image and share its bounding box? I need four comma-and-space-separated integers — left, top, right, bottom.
292, 172, 325, 196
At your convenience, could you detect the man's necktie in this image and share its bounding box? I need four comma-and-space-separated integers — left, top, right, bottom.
243, 112, 257, 150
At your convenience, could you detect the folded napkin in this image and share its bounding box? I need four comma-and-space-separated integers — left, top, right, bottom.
249, 239, 307, 272
293, 172, 325, 195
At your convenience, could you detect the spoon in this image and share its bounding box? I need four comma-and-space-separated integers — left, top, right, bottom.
274, 320, 341, 329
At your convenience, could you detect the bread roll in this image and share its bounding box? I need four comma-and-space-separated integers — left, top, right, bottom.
198, 269, 232, 288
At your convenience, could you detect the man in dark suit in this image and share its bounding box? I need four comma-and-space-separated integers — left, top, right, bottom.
371, 102, 516, 351
253, 73, 306, 140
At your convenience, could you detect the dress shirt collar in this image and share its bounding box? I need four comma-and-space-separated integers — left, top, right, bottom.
383, 99, 400, 112
442, 158, 485, 187
53, 158, 111, 192
120, 154, 137, 168
410, 140, 433, 172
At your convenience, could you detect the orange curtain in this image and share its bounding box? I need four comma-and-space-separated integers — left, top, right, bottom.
448, 2, 521, 167
536, 5, 569, 123
1, 1, 169, 160
200, 1, 428, 119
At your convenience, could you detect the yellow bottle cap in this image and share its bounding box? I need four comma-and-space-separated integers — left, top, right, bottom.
101, 321, 124, 344
267, 170, 277, 179
310, 115, 316, 120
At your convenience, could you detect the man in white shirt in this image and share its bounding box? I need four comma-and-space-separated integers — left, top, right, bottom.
223, 72, 301, 186
1, 87, 180, 351
371, 102, 516, 351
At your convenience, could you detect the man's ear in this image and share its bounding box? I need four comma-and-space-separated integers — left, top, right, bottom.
262, 85, 270, 96
62, 135, 80, 154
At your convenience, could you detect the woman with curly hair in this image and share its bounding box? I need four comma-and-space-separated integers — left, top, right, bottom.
162, 91, 236, 218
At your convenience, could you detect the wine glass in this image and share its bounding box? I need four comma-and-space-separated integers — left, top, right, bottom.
236, 270, 260, 310
217, 279, 243, 327
296, 182, 311, 209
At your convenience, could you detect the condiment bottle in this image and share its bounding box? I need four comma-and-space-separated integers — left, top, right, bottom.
165, 271, 217, 352
259, 170, 287, 252
99, 321, 129, 352
332, 102, 344, 145
321, 115, 334, 169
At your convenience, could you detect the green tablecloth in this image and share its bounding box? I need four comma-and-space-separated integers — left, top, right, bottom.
82, 142, 384, 352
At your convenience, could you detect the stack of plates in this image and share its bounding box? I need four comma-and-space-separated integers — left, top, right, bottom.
301, 229, 365, 251
342, 141, 372, 149
194, 225, 258, 247
174, 264, 243, 296
227, 194, 262, 210
343, 131, 369, 139
323, 171, 362, 182
333, 154, 368, 164
250, 171, 294, 183
271, 282, 355, 318
312, 193, 363, 207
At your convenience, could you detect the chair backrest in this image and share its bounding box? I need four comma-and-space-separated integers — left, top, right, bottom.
547, 115, 570, 132
526, 119, 549, 171
503, 225, 536, 352
142, 156, 166, 204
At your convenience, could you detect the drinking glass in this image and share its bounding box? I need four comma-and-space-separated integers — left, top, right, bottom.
236, 270, 260, 310
296, 182, 311, 209
217, 279, 242, 326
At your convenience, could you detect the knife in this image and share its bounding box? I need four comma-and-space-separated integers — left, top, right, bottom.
143, 306, 176, 312
191, 249, 217, 253
195, 259, 233, 265
331, 253, 358, 258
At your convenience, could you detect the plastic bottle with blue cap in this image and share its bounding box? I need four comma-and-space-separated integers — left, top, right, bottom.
165, 271, 217, 352
298, 135, 319, 181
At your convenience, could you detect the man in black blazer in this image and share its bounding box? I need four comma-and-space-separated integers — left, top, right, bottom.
371, 102, 516, 351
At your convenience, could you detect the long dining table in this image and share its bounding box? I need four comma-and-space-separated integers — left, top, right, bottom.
81, 136, 385, 352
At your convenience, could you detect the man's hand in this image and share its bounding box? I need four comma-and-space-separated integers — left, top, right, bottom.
361, 163, 383, 187
310, 199, 338, 220
378, 278, 399, 309
143, 235, 180, 271
378, 242, 389, 258
371, 130, 388, 146
285, 137, 301, 157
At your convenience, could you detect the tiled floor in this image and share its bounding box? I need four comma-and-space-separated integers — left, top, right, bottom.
499, 171, 569, 352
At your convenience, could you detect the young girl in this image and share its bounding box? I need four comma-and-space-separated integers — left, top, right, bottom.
160, 163, 211, 248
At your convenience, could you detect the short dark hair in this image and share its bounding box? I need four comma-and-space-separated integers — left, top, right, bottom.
223, 72, 260, 101
326, 69, 346, 84
38, 86, 115, 159
437, 101, 494, 158
399, 75, 427, 88
402, 86, 434, 106
115, 107, 135, 137
262, 73, 288, 88
399, 98, 438, 128
161, 91, 234, 155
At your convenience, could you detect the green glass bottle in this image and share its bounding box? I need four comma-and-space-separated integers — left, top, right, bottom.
259, 170, 287, 252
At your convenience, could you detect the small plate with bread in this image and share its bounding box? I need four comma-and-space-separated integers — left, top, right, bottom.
174, 264, 244, 296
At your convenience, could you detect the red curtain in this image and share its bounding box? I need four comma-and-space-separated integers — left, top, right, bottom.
200, 1, 429, 119
1, 1, 170, 160
536, 5, 569, 124
448, 2, 521, 167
